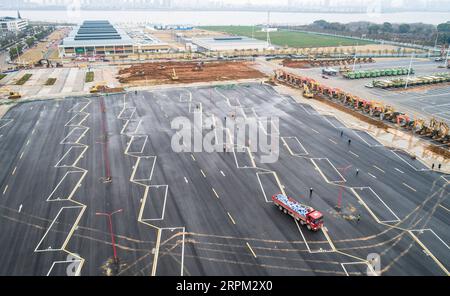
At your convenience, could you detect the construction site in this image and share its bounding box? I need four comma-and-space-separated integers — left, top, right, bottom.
117, 61, 265, 85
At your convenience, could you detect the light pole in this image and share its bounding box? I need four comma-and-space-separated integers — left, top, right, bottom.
96, 209, 123, 263
405, 50, 415, 90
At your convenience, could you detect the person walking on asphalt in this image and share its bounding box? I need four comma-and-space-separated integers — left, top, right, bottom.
340, 131, 344, 137
357, 214, 361, 223
309, 187, 313, 197
356, 169, 359, 176
432, 163, 435, 170
348, 139, 351, 145
438, 164, 442, 170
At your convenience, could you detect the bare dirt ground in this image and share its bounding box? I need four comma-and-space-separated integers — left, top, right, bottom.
118, 61, 266, 85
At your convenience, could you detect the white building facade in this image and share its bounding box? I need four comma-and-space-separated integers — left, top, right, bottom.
0, 17, 28, 33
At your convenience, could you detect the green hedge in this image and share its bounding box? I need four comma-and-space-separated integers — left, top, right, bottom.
45, 78, 56, 85
16, 74, 32, 85
85, 71, 94, 83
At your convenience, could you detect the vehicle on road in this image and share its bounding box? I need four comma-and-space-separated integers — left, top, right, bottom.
272, 194, 323, 231
322, 68, 338, 76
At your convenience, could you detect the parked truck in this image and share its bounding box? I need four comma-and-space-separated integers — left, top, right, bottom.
272, 194, 323, 231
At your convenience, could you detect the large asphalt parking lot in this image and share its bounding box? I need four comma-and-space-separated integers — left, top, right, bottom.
0, 83, 448, 276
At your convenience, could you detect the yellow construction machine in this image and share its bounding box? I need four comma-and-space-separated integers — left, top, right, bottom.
0, 87, 22, 100
171, 68, 179, 81
90, 81, 108, 93
302, 84, 314, 98
433, 121, 449, 142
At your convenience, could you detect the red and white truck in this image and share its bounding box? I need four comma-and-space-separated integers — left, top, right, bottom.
272, 194, 323, 231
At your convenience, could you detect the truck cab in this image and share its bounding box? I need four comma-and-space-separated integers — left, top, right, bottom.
305, 210, 323, 231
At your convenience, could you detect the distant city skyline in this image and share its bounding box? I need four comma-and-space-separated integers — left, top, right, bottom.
1, 0, 449, 12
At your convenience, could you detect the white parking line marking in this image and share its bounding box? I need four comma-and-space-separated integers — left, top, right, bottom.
246, 242, 257, 258
191, 154, 196, 161
19, 152, 24, 159
220, 170, 226, 176
11, 166, 17, 176
184, 177, 188, 183
395, 168, 404, 174
212, 188, 219, 199
439, 204, 450, 212
349, 151, 359, 158
403, 183, 417, 192
3, 185, 8, 195
311, 128, 320, 134
373, 165, 385, 173
341, 262, 377, 276
329, 139, 337, 145
200, 169, 206, 178
368, 173, 377, 179
227, 212, 236, 225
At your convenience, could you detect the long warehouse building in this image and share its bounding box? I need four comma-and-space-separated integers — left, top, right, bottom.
58, 20, 170, 57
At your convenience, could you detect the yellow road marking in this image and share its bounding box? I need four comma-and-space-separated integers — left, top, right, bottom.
151, 228, 162, 276
246, 242, 257, 258
350, 188, 381, 224
321, 227, 337, 251
272, 172, 286, 196
61, 206, 86, 250
409, 231, 449, 276
227, 212, 236, 225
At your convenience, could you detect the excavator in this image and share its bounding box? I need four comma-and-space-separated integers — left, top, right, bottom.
411, 118, 425, 133
420, 118, 437, 136
396, 114, 410, 127
369, 102, 385, 117
171, 68, 179, 81
432, 121, 449, 142
302, 84, 314, 98
382, 106, 396, 121
90, 81, 108, 93
90, 81, 124, 94
193, 62, 204, 72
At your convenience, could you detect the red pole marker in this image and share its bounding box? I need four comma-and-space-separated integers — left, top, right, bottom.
96, 209, 123, 261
